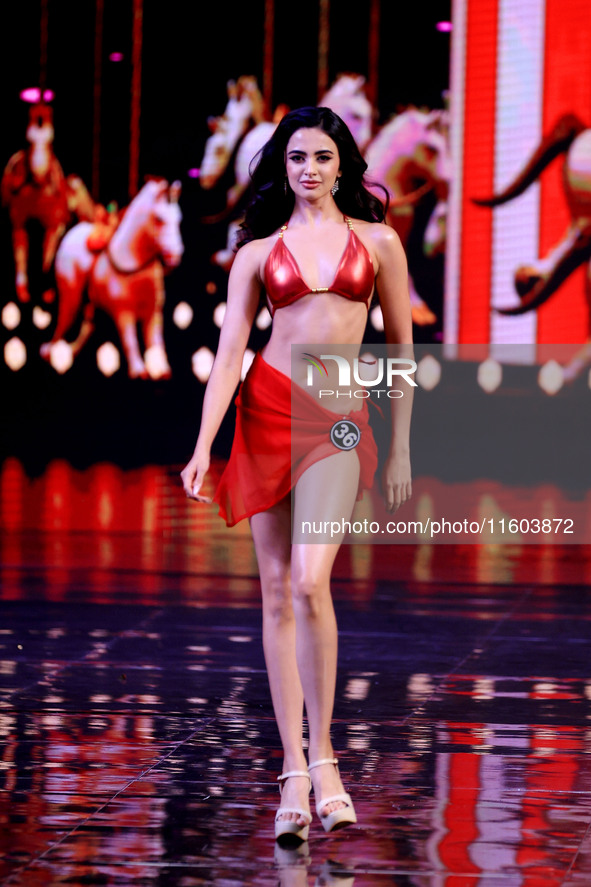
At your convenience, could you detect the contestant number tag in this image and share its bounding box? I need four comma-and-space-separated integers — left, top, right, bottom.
330, 419, 361, 451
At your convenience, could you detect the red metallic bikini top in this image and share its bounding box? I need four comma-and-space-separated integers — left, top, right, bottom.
264, 216, 375, 316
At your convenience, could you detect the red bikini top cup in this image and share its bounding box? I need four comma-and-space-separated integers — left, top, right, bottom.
264, 216, 375, 316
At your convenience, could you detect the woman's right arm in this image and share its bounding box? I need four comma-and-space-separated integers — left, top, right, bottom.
180, 242, 262, 501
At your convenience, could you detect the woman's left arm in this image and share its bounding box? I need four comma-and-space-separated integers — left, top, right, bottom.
372, 224, 414, 513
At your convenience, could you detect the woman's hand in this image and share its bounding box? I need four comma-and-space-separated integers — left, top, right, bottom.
180, 450, 213, 503
381, 451, 412, 513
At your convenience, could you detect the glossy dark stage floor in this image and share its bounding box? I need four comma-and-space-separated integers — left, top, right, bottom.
1, 460, 591, 885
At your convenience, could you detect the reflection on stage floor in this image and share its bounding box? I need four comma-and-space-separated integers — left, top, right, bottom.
1, 458, 590, 885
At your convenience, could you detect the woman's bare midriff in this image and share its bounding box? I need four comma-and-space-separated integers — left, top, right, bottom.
260, 292, 371, 413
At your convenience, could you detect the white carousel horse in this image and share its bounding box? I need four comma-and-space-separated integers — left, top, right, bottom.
200, 80, 449, 329
40, 179, 183, 379
206, 74, 375, 269
364, 107, 451, 326
198, 76, 266, 191
320, 72, 374, 152
200, 74, 375, 214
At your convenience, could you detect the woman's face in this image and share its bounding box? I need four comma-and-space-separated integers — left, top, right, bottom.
284, 127, 341, 201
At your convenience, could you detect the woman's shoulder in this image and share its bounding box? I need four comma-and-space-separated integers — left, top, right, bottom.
351, 218, 400, 244
232, 231, 282, 280
238, 229, 283, 255
350, 219, 403, 261
235, 235, 272, 264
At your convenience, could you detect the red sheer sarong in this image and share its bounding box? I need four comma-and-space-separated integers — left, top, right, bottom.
213, 352, 378, 527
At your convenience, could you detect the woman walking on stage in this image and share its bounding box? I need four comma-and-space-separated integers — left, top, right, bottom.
181, 107, 413, 842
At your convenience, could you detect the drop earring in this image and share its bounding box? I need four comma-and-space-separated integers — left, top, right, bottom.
331, 178, 340, 196
284, 177, 288, 196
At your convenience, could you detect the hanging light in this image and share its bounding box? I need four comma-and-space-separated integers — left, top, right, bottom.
33, 307, 52, 330
255, 308, 272, 330
48, 340, 74, 374
96, 342, 121, 377
417, 354, 442, 390
20, 87, 55, 103
370, 305, 384, 331
1, 303, 21, 330
213, 303, 226, 328
4, 337, 26, 371
173, 301, 193, 329
477, 358, 502, 393
538, 360, 564, 395
192, 347, 215, 382
241, 349, 255, 380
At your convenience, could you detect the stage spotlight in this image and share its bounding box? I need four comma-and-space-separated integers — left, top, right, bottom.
241, 349, 255, 380
187, 168, 200, 179
477, 358, 502, 393
173, 301, 193, 329
205, 281, 217, 295
4, 337, 26, 371
370, 305, 384, 331
436, 21, 453, 32
109, 52, 124, 62
48, 340, 73, 374
255, 307, 272, 330
213, 302, 226, 328
192, 347, 215, 382
96, 342, 120, 377
538, 360, 564, 395
1, 302, 21, 330
416, 354, 441, 390
33, 307, 52, 330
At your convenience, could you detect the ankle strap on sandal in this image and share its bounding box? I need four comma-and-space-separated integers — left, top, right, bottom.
278, 769, 311, 783
308, 757, 338, 771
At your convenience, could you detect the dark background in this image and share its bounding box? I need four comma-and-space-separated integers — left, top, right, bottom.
1, 0, 453, 474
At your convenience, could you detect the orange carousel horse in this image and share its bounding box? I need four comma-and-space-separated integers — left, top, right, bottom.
41, 179, 184, 380
1, 101, 96, 303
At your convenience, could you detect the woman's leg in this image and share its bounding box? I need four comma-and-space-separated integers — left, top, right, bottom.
250, 498, 309, 827
291, 450, 360, 815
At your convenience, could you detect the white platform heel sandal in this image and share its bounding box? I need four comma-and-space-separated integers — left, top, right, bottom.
275, 770, 312, 843
308, 758, 357, 832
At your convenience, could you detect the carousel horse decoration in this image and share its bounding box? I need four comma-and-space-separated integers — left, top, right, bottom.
474, 114, 591, 317
223, 73, 375, 211
1, 98, 96, 303
198, 76, 267, 193
200, 75, 374, 270
365, 105, 451, 326
199, 76, 282, 218
199, 78, 450, 328
474, 113, 591, 378
320, 72, 374, 153
40, 179, 183, 380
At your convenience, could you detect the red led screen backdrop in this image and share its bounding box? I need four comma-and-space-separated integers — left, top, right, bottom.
446, 0, 591, 355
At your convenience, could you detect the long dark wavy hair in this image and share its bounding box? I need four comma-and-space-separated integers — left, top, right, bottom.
236, 106, 388, 247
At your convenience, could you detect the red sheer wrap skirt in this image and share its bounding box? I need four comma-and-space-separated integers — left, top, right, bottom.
213, 352, 378, 527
